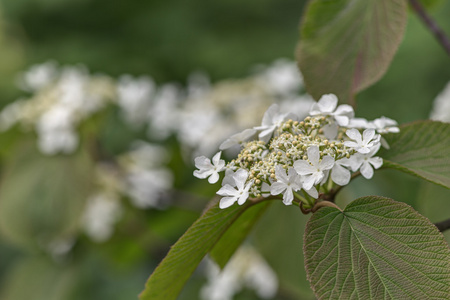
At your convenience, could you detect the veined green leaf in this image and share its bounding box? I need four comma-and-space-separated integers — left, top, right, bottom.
209, 201, 270, 269
139, 199, 269, 300
304, 196, 450, 299
296, 0, 408, 104
379, 120, 450, 189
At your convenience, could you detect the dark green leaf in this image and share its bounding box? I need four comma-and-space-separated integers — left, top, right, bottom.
296, 0, 408, 104
304, 196, 450, 299
139, 199, 269, 300
210, 201, 270, 269
379, 120, 450, 189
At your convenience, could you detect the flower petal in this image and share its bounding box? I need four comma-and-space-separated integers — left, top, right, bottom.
219, 196, 237, 209
212, 151, 222, 166
260, 104, 279, 126
193, 169, 209, 179
222, 169, 236, 186
307, 146, 320, 165
217, 184, 238, 197
304, 186, 318, 198
346, 128, 362, 143
334, 104, 354, 118
233, 169, 249, 190
302, 175, 316, 190
294, 160, 315, 175
369, 157, 383, 169
317, 94, 338, 113
319, 155, 335, 170
275, 165, 288, 183
282, 188, 294, 205
237, 191, 249, 205
194, 156, 212, 169
362, 128, 376, 143
360, 162, 374, 179
270, 182, 287, 195
331, 164, 351, 186
208, 172, 220, 184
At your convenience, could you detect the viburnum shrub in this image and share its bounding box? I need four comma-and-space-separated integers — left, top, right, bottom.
140, 1, 450, 299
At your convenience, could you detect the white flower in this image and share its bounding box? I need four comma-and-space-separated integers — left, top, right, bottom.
344, 128, 380, 154
126, 168, 173, 209
194, 151, 226, 184
259, 59, 302, 96
219, 128, 257, 150
254, 104, 296, 143
309, 94, 354, 126
17, 60, 58, 92
201, 246, 278, 300
270, 166, 302, 205
293, 146, 335, 190
349, 144, 383, 179
331, 158, 352, 186
117, 75, 154, 125
370, 116, 400, 134
216, 169, 252, 209
82, 193, 122, 243
348, 117, 371, 129
430, 81, 450, 122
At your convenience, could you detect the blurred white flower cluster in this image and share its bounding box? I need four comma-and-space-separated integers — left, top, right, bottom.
82, 141, 174, 242
430, 81, 450, 122
0, 59, 316, 243
201, 246, 278, 300
194, 94, 400, 209
3, 62, 115, 154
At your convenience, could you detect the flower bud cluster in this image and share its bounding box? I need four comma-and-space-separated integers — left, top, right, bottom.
194, 94, 400, 209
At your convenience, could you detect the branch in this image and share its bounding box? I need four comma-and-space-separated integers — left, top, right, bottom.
434, 218, 450, 232
409, 0, 450, 56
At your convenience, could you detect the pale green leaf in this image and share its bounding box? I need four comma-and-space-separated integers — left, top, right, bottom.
0, 140, 94, 250
304, 196, 450, 299
379, 120, 450, 189
0, 257, 78, 300
296, 0, 408, 104
139, 199, 268, 300
209, 201, 270, 269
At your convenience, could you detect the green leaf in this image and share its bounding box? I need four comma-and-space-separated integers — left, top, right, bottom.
296, 0, 408, 104
0, 139, 94, 250
0, 257, 78, 300
379, 120, 450, 189
416, 181, 450, 243
209, 201, 270, 269
139, 199, 269, 300
304, 196, 450, 299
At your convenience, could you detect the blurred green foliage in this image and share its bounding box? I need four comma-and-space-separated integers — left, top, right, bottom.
0, 0, 449, 299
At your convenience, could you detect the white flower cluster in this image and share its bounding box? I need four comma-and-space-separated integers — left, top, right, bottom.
1, 62, 115, 155
194, 94, 400, 209
201, 246, 278, 300
0, 59, 312, 159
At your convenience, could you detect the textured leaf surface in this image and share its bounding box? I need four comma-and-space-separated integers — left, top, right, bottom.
210, 201, 270, 269
296, 0, 407, 103
379, 120, 450, 189
304, 196, 450, 299
139, 200, 267, 300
